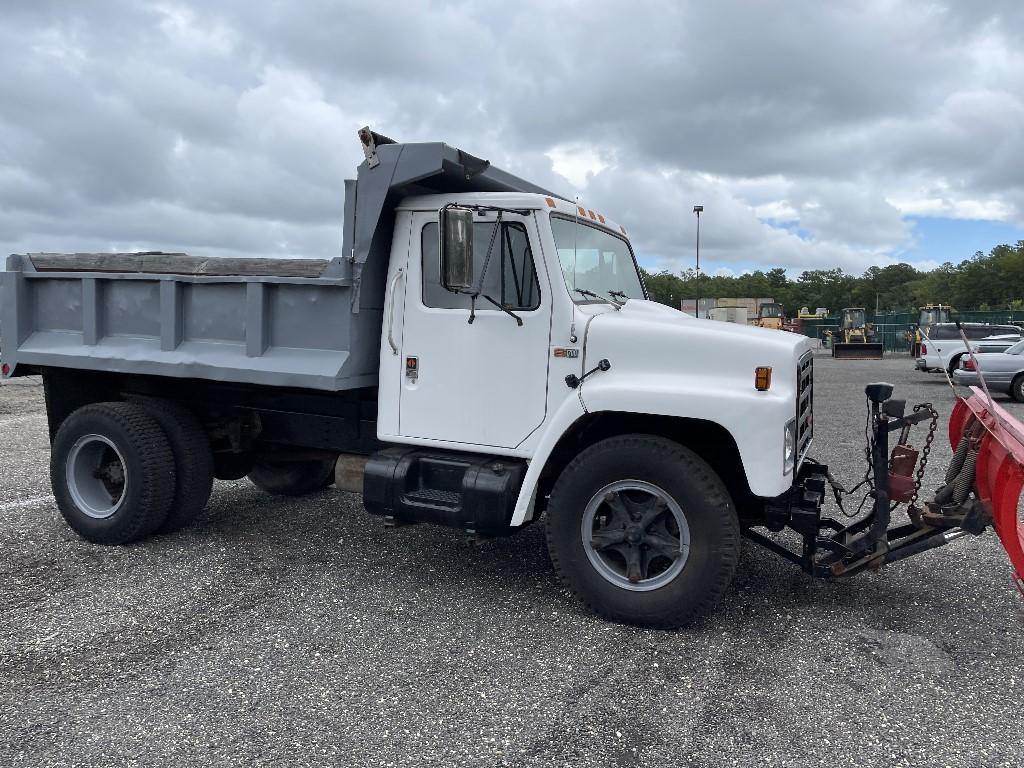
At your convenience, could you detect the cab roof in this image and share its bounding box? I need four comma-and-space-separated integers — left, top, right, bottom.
397, 192, 629, 239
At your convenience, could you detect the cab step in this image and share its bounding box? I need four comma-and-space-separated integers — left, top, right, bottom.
363, 447, 527, 535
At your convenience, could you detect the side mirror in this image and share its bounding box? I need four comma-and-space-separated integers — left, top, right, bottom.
439, 207, 474, 292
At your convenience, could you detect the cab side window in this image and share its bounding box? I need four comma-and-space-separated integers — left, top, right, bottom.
421, 221, 540, 311
964, 325, 1020, 340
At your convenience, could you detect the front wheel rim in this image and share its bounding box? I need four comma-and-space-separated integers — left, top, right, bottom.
66, 434, 129, 519
581, 480, 690, 592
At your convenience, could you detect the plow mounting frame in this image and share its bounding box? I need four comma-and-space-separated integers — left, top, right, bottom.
746, 383, 1024, 592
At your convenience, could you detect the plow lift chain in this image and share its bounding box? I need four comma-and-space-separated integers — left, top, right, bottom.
751, 382, 993, 579
906, 402, 938, 512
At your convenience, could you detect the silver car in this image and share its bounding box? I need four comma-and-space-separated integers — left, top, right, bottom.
952, 339, 1024, 402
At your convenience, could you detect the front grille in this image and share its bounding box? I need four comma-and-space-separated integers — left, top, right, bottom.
796, 351, 813, 467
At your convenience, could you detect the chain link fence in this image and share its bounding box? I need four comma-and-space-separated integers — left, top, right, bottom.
798, 311, 1024, 354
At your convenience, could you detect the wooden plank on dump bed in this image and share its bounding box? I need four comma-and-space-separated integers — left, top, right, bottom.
28, 252, 330, 278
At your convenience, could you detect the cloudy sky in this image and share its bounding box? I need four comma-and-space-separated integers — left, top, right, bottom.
2, 1, 1023, 277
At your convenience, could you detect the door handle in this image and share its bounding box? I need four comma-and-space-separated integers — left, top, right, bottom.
386, 267, 404, 355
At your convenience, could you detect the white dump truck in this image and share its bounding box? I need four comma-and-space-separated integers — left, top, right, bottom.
4, 129, 1021, 627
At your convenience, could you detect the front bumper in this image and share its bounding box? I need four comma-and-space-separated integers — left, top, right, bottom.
952, 370, 1011, 392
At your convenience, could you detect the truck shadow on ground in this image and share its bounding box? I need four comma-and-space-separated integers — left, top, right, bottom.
184, 482, 970, 633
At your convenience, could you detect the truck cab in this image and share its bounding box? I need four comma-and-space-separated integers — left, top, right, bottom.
375, 191, 812, 520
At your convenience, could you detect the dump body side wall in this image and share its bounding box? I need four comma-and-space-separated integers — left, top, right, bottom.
1, 254, 378, 391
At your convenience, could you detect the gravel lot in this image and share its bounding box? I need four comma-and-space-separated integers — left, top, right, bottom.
1, 357, 1022, 767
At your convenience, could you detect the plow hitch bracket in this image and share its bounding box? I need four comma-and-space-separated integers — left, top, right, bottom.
746, 383, 1024, 593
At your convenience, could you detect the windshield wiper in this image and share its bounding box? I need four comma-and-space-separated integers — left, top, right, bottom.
608, 290, 629, 302
574, 287, 622, 309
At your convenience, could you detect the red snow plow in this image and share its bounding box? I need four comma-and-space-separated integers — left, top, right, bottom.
746, 382, 1024, 595
948, 388, 1024, 593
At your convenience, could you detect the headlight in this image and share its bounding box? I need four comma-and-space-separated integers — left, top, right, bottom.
783, 419, 795, 474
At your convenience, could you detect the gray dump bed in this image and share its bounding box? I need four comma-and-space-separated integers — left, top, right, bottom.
0, 129, 563, 391
1, 252, 367, 390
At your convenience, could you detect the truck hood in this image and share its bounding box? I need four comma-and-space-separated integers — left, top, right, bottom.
580, 299, 811, 393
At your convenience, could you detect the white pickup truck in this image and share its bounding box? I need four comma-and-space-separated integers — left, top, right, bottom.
9, 130, 1017, 626
915, 322, 1020, 374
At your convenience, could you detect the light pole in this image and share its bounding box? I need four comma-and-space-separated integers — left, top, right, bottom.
693, 205, 703, 317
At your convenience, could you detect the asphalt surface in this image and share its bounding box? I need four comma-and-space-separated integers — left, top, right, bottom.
1, 358, 1022, 767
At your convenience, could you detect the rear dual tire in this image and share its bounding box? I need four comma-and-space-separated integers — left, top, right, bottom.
50, 400, 214, 544
51, 403, 177, 545
138, 399, 214, 533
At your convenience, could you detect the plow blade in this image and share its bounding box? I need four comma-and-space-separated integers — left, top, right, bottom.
832, 342, 884, 360
949, 387, 1024, 592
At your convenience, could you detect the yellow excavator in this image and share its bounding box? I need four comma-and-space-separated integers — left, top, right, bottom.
753, 302, 785, 330
910, 303, 952, 357
831, 307, 884, 359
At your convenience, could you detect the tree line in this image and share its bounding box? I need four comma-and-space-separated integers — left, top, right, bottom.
640, 241, 1024, 314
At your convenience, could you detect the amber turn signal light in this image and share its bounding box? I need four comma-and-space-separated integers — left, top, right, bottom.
755, 366, 772, 391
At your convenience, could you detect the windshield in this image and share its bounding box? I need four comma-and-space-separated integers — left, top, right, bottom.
920, 309, 948, 325
843, 309, 865, 328
1006, 340, 1024, 355
551, 216, 646, 303
761, 304, 783, 318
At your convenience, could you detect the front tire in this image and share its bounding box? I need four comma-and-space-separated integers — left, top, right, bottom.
545, 435, 740, 628
50, 402, 176, 544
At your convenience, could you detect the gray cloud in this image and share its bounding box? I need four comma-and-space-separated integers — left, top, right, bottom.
1, 0, 1022, 274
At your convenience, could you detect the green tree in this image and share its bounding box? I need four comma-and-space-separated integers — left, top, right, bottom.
639, 241, 1024, 314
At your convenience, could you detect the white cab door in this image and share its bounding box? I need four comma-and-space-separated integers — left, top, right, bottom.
398, 210, 552, 448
